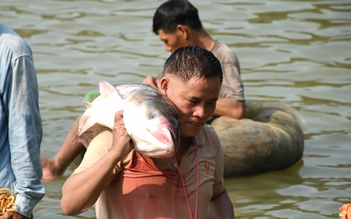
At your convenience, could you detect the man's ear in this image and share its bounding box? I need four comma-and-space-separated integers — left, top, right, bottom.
158, 77, 169, 95
176, 24, 188, 40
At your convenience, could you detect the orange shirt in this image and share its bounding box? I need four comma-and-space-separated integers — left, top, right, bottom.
73, 125, 226, 219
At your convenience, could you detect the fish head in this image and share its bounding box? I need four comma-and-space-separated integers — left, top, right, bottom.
123, 89, 179, 158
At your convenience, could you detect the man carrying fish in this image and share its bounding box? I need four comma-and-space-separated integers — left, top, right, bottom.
41, 0, 245, 180
61, 46, 235, 218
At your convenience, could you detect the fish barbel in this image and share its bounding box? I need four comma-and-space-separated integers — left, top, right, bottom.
77, 81, 179, 158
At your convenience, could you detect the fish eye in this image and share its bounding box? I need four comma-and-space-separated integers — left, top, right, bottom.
149, 112, 160, 119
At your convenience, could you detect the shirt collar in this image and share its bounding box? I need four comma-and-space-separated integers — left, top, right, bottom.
193, 125, 208, 148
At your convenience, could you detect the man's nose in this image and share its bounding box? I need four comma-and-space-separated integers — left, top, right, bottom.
193, 105, 207, 118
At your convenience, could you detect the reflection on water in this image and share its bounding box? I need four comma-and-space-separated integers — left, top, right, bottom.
1, 0, 350, 218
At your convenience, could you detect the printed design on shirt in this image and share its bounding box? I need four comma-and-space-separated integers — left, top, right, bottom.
204, 161, 211, 175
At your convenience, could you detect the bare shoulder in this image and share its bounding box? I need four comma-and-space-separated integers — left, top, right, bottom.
89, 130, 113, 152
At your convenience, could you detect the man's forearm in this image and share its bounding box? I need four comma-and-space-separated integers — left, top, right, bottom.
61, 150, 121, 215
10, 56, 45, 218
214, 98, 244, 119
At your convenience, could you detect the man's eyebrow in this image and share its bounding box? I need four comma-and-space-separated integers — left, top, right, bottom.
188, 96, 218, 101
209, 97, 219, 102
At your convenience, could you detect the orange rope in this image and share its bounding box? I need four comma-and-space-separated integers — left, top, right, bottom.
0, 188, 17, 216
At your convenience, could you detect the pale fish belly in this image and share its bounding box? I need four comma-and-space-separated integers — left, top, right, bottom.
77, 81, 179, 158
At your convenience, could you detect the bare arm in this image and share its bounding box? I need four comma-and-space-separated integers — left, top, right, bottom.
207, 191, 235, 219
143, 76, 160, 89
54, 118, 85, 166
61, 111, 132, 215
41, 118, 86, 180
214, 97, 244, 119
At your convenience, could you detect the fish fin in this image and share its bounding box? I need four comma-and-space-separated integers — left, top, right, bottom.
82, 100, 92, 108
99, 81, 118, 98
78, 116, 100, 136
77, 114, 91, 136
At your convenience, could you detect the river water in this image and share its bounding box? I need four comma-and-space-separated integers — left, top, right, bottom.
1, 0, 350, 218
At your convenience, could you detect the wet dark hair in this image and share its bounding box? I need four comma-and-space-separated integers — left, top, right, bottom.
152, 0, 203, 34
161, 46, 223, 83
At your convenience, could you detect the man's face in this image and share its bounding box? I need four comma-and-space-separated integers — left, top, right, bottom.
157, 28, 189, 53
159, 74, 221, 137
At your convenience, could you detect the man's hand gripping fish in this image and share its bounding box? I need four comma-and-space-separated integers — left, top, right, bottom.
77, 81, 179, 158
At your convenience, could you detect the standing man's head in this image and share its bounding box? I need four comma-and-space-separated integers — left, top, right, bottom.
159, 46, 222, 137
153, 0, 204, 53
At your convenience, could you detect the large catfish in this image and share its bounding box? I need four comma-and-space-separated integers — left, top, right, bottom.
77, 81, 179, 158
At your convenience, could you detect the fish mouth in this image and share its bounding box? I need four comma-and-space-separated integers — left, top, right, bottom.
148, 121, 179, 151
161, 120, 179, 151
